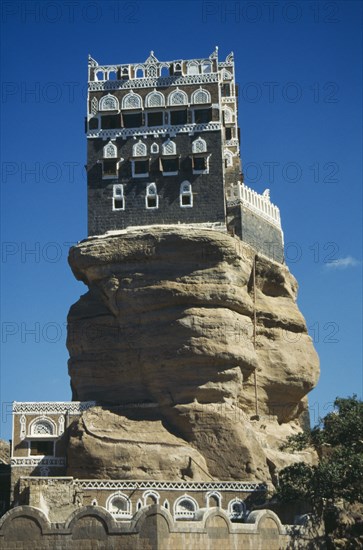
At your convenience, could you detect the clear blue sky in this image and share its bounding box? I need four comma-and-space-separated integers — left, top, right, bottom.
1, 1, 362, 439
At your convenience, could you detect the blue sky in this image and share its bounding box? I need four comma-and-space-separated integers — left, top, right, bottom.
0, 0, 362, 439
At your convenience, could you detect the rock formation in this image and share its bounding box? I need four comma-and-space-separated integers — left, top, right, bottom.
66, 226, 319, 484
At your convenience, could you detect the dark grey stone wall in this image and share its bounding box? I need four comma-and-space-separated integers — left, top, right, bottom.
87, 131, 225, 236
228, 205, 284, 263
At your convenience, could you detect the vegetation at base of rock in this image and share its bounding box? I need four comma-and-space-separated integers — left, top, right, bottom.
277, 396, 363, 547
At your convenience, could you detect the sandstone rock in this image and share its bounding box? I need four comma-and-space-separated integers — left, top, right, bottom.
66, 226, 319, 483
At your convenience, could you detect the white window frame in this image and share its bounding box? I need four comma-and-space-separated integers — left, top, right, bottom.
112, 184, 125, 211
103, 141, 117, 158
145, 90, 165, 108
106, 492, 132, 519
180, 181, 193, 208
191, 88, 211, 105
121, 91, 143, 110
145, 183, 159, 209
132, 140, 147, 157
99, 94, 119, 112
228, 498, 246, 520
174, 495, 198, 520
192, 137, 207, 154
131, 159, 149, 178
192, 154, 210, 175
168, 88, 188, 106
150, 142, 159, 154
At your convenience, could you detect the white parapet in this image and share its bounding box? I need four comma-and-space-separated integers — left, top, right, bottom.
226, 182, 282, 230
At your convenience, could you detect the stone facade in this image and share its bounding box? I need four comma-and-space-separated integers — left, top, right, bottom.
85, 50, 284, 263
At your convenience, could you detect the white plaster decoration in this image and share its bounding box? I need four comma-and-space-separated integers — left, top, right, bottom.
134, 65, 144, 78
121, 67, 129, 79
89, 73, 219, 91
95, 70, 105, 81
136, 499, 142, 510
122, 91, 142, 110
145, 90, 165, 108
106, 492, 132, 518
162, 499, 170, 509
222, 69, 233, 81
143, 490, 160, 506
224, 150, 234, 167
221, 97, 235, 103
113, 184, 125, 211
162, 139, 176, 155
91, 97, 98, 115
192, 137, 207, 153
20, 414, 26, 441
92, 499, 98, 506
191, 88, 211, 104
30, 417, 56, 436
206, 491, 222, 507
226, 182, 282, 229
174, 495, 198, 519
168, 88, 188, 106
58, 416, 65, 436
225, 138, 239, 147
150, 143, 159, 154
13, 402, 96, 415
88, 55, 98, 68
187, 61, 199, 75
11, 457, 66, 467
228, 498, 245, 520
226, 52, 234, 63
132, 140, 147, 157
76, 480, 267, 492
99, 94, 119, 111
145, 51, 159, 65
224, 107, 233, 123
103, 141, 117, 158
87, 122, 221, 140
146, 64, 158, 78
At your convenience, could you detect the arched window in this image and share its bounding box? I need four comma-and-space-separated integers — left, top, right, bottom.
30, 418, 55, 436
113, 184, 124, 211
132, 140, 147, 157
168, 88, 188, 106
224, 150, 233, 168
163, 499, 169, 510
202, 61, 212, 74
151, 142, 159, 154
122, 91, 142, 110
145, 90, 165, 108
135, 67, 144, 78
180, 181, 193, 208
143, 491, 160, 506
95, 70, 105, 81
228, 498, 245, 520
99, 94, 119, 111
121, 67, 129, 79
192, 137, 207, 154
108, 71, 117, 81
160, 65, 169, 77
103, 141, 117, 158
146, 183, 158, 209
174, 495, 198, 520
191, 88, 211, 104
173, 62, 183, 76
106, 492, 132, 518
224, 107, 234, 124
206, 491, 221, 508
162, 139, 176, 155
187, 61, 199, 75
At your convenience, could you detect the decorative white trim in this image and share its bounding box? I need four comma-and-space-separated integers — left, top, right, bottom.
76, 480, 266, 492
145, 90, 165, 108
87, 121, 221, 139
224, 150, 234, 167
13, 402, 96, 414
20, 415, 26, 441
143, 490, 160, 506
89, 73, 219, 91
103, 141, 117, 158
161, 139, 176, 156
91, 97, 98, 115
146, 183, 158, 209
106, 491, 132, 519
29, 417, 57, 437
131, 158, 149, 178
11, 457, 66, 467
168, 88, 188, 106
226, 182, 282, 229
132, 140, 147, 157
192, 137, 207, 154
180, 181, 193, 208
113, 184, 125, 211
122, 91, 143, 110
191, 88, 211, 104
206, 490, 222, 507
150, 142, 159, 154
174, 494, 198, 520
99, 94, 119, 111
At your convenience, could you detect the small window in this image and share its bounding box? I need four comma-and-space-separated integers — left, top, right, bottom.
135, 68, 144, 78
222, 83, 231, 97
187, 62, 199, 75
88, 118, 99, 130
180, 182, 193, 207
103, 160, 118, 178
123, 112, 142, 128
147, 112, 164, 127
170, 109, 187, 125
161, 157, 179, 175
101, 115, 120, 130
193, 156, 209, 174
146, 183, 158, 209
30, 440, 54, 456
113, 184, 124, 210
173, 63, 183, 76
133, 160, 149, 177
121, 67, 129, 80
194, 108, 212, 124
202, 61, 212, 74
151, 143, 159, 154
133, 141, 147, 157
225, 127, 232, 140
